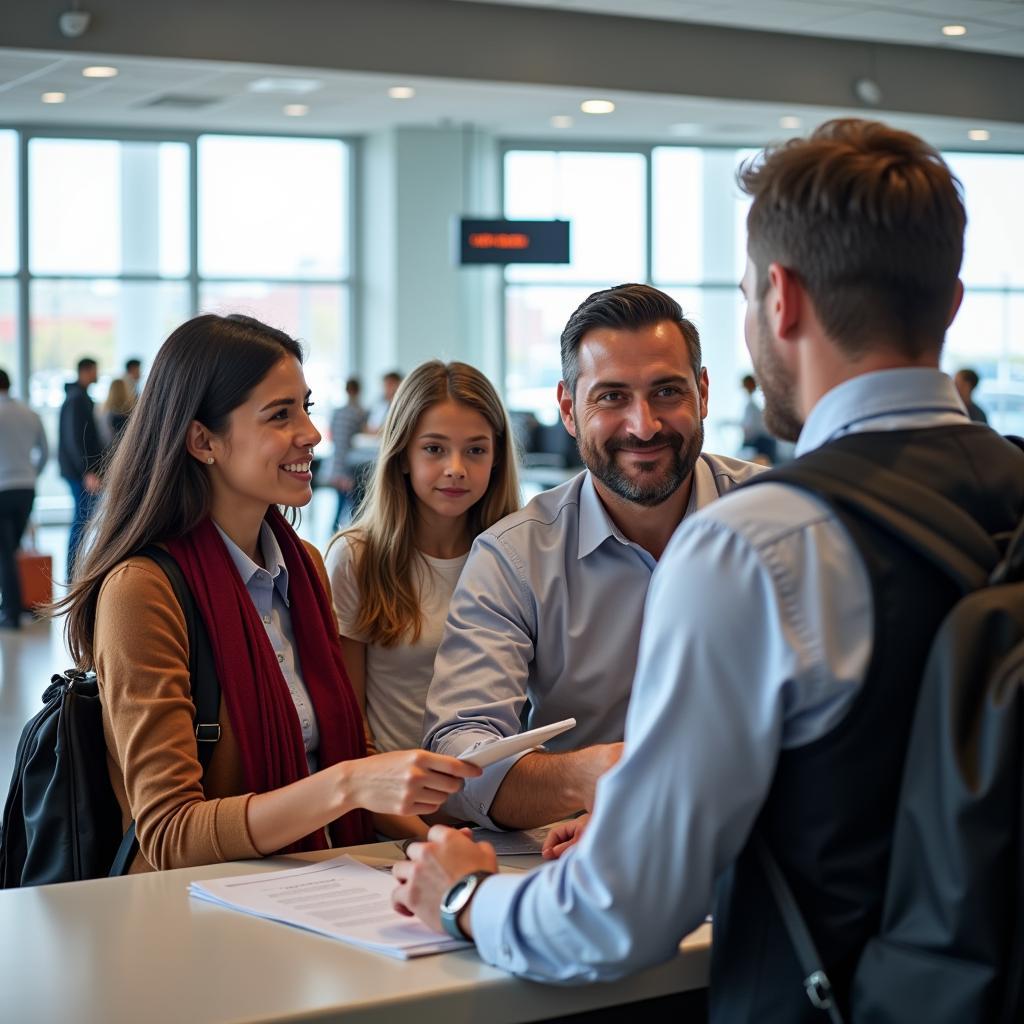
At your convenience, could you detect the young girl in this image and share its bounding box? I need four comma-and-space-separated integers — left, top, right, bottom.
326, 361, 519, 836
56, 315, 477, 872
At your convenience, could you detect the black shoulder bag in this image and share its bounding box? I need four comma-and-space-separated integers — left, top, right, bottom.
0, 545, 220, 886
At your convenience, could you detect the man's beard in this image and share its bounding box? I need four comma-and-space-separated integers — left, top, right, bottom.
576, 417, 704, 508
754, 306, 803, 443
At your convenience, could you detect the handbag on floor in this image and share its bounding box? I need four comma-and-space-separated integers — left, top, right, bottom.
0, 546, 220, 887
15, 549, 52, 611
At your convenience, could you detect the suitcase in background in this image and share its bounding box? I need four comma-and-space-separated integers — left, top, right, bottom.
16, 549, 52, 611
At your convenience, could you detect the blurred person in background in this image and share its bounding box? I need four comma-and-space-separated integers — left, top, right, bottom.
59, 357, 103, 581
122, 358, 142, 407
740, 373, 777, 463
954, 368, 988, 424
366, 370, 403, 434
0, 368, 48, 630
102, 377, 134, 444
328, 377, 367, 529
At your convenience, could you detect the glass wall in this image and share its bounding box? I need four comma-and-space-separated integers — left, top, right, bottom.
503, 144, 1024, 454
0, 132, 16, 385
3, 129, 353, 517
503, 145, 755, 456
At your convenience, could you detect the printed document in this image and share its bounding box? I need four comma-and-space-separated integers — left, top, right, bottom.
189, 856, 468, 959
472, 825, 552, 855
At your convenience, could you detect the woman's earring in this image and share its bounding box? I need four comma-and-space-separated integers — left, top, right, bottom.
206, 457, 214, 465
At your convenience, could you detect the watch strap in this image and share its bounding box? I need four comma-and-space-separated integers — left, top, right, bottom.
440, 870, 494, 940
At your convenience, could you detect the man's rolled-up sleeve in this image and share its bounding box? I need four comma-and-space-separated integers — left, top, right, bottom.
422, 532, 537, 826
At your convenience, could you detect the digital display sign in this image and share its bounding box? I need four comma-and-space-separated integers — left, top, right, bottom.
457, 218, 570, 265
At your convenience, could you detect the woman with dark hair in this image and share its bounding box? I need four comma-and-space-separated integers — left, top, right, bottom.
55, 314, 478, 871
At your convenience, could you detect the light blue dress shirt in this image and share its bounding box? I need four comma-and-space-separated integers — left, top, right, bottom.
423, 453, 763, 827
215, 522, 320, 774
470, 368, 970, 982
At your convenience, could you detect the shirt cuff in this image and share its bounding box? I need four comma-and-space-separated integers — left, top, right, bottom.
469, 871, 535, 973
441, 741, 532, 828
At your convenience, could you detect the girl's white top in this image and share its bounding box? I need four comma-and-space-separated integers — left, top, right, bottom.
327, 534, 469, 753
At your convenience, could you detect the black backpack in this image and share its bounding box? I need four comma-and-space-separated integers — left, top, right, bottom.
0, 546, 221, 887
755, 451, 1024, 1024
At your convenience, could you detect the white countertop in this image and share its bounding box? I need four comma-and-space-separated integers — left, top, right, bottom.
0, 842, 710, 1024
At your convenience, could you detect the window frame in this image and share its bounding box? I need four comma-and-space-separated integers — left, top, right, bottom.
498, 138, 1024, 438
2, 123, 359, 399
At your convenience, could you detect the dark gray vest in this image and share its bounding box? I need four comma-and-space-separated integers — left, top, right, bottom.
710, 425, 1024, 1023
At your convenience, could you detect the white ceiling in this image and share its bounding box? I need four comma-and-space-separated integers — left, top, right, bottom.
457, 0, 1024, 57
0, 47, 1020, 151
1, 0, 1022, 150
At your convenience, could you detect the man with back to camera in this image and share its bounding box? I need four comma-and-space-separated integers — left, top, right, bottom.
58, 356, 103, 580
422, 283, 762, 830
0, 368, 48, 630
394, 120, 1024, 1019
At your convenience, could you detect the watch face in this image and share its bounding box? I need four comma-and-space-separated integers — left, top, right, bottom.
444, 875, 475, 913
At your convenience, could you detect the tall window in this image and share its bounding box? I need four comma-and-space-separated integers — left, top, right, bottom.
503, 150, 646, 423
197, 135, 351, 443
943, 153, 1024, 432
7, 130, 353, 516
0, 132, 17, 389
503, 146, 752, 455
503, 145, 1024, 453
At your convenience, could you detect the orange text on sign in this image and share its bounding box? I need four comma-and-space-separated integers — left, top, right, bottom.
468, 232, 530, 250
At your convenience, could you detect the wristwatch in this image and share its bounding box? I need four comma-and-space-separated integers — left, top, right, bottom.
439, 870, 494, 940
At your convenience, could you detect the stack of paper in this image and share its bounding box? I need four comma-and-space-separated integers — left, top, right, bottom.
189, 856, 468, 959
471, 825, 551, 855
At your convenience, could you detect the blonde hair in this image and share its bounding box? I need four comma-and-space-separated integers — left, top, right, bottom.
333, 360, 520, 647
103, 377, 133, 416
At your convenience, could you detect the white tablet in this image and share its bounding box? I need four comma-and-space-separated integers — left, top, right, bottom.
459, 718, 577, 769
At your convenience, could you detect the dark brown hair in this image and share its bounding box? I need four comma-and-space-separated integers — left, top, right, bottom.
739, 118, 966, 358
560, 283, 701, 398
54, 313, 303, 669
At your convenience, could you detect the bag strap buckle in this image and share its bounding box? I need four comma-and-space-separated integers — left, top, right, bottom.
195, 723, 221, 743
805, 969, 835, 1011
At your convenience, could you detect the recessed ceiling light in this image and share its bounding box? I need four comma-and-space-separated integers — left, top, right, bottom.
283, 104, 309, 117
41, 92, 66, 104
779, 115, 801, 129
550, 115, 573, 129
82, 66, 118, 78
852, 77, 883, 106
388, 86, 416, 100
581, 99, 615, 115
942, 24, 967, 37
249, 77, 323, 94
968, 129, 991, 142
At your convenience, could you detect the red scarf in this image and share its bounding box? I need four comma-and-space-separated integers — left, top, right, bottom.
166, 508, 372, 851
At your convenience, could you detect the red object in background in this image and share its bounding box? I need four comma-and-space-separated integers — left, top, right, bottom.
16, 550, 53, 610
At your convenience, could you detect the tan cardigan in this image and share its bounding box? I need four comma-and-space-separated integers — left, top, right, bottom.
94, 541, 334, 873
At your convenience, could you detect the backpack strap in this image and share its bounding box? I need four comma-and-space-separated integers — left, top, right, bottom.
108, 545, 221, 876
757, 448, 1001, 592
752, 833, 847, 1024
749, 443, 1006, 1018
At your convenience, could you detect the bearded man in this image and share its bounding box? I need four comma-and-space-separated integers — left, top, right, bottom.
423, 283, 761, 829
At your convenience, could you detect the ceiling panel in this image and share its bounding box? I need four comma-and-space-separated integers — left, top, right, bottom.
0, 35, 1020, 152
453, 0, 1024, 56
